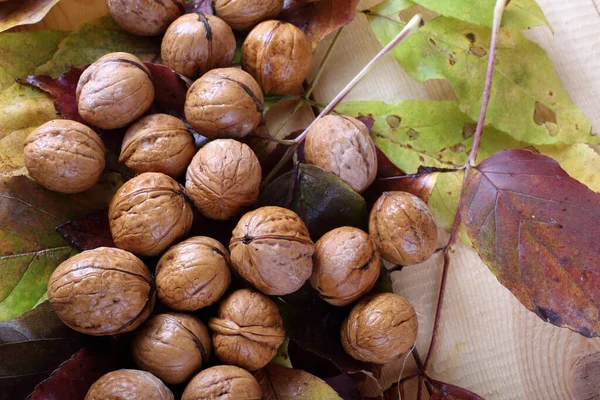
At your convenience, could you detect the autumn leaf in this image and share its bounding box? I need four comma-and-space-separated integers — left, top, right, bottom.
460, 149, 600, 337
535, 143, 600, 193
429, 379, 484, 400
184, 0, 212, 14
56, 209, 115, 251
0, 0, 60, 33
367, 11, 595, 146
255, 364, 342, 400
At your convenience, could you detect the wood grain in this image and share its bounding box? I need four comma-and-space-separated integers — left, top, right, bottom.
8, 0, 600, 398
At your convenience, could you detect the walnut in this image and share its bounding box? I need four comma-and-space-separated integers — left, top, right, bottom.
85, 369, 174, 400
161, 13, 236, 79
341, 293, 418, 364
304, 115, 377, 193
185, 68, 264, 140
229, 206, 315, 295
214, 0, 284, 31
107, 0, 185, 36
369, 191, 438, 265
47, 247, 155, 336
185, 139, 261, 221
132, 313, 212, 384
309, 227, 380, 306
24, 119, 105, 194
241, 20, 312, 94
109, 172, 194, 257
77, 52, 154, 129
156, 236, 232, 311
182, 365, 262, 400
119, 114, 195, 178
208, 289, 285, 371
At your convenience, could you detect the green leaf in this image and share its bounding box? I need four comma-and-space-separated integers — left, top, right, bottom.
409, 0, 549, 29
271, 338, 293, 369
369, 0, 415, 17
367, 14, 595, 146
255, 364, 342, 400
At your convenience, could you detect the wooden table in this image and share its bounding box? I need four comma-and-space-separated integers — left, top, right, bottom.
12, 0, 600, 398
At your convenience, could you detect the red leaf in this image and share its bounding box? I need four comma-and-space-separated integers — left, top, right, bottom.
429, 379, 484, 400
460, 149, 600, 337
143, 62, 189, 118
55, 209, 115, 251
184, 0, 213, 14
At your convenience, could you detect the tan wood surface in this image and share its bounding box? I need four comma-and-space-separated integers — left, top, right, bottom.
10, 0, 600, 398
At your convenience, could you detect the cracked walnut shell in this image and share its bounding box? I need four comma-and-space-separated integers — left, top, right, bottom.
107, 0, 185, 36
109, 172, 194, 257
369, 191, 438, 265
214, 0, 283, 31
186, 139, 261, 221
341, 293, 418, 364
85, 369, 174, 400
48, 247, 155, 336
185, 68, 264, 140
310, 227, 380, 306
208, 289, 285, 371
304, 115, 377, 193
24, 119, 105, 194
132, 313, 212, 385
161, 13, 236, 79
119, 114, 195, 178
241, 20, 312, 94
77, 52, 154, 129
156, 236, 232, 311
182, 365, 262, 400
229, 206, 315, 295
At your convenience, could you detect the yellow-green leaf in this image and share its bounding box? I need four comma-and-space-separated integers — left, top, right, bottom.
0, 0, 60, 33
535, 144, 600, 193
256, 365, 342, 400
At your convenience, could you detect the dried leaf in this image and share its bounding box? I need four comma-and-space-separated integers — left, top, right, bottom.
255, 364, 342, 400
55, 209, 115, 252
460, 149, 600, 337
0, 0, 60, 33
184, 0, 212, 14
429, 379, 484, 400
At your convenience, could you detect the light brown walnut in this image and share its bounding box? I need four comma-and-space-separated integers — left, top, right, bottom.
369, 191, 438, 265
229, 206, 315, 295
85, 369, 174, 400
47, 247, 155, 336
208, 289, 285, 371
132, 313, 212, 385
182, 365, 262, 400
214, 0, 283, 31
76, 52, 154, 129
107, 0, 185, 36
241, 20, 312, 94
310, 227, 380, 306
119, 114, 195, 178
304, 115, 377, 193
24, 119, 105, 194
161, 13, 236, 79
109, 172, 194, 257
156, 236, 232, 311
186, 139, 261, 221
341, 293, 418, 364
185, 68, 264, 139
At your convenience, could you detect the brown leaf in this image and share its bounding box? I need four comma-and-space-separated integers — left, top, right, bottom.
460, 149, 600, 337
55, 209, 115, 252
429, 379, 484, 400
255, 364, 342, 399
184, 0, 213, 14
0, 0, 59, 33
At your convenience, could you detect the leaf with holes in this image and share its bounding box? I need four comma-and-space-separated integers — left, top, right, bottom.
255, 364, 342, 400
460, 149, 600, 337
0, 0, 60, 33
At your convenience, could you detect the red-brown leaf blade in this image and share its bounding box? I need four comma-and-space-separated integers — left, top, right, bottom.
460, 149, 600, 337
429, 379, 484, 400
55, 209, 115, 251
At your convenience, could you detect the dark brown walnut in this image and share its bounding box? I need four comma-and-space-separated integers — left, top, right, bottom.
305, 115, 378, 193
369, 191, 438, 265
109, 172, 194, 257
185, 68, 264, 139
24, 119, 105, 194
107, 0, 185, 36
182, 365, 262, 400
77, 52, 154, 129
132, 313, 212, 385
341, 293, 418, 364
309, 227, 380, 306
156, 236, 232, 311
186, 139, 261, 221
229, 206, 315, 295
161, 13, 236, 79
214, 0, 283, 31
241, 20, 312, 95
47, 247, 155, 336
85, 369, 174, 400
119, 114, 195, 178
208, 289, 285, 371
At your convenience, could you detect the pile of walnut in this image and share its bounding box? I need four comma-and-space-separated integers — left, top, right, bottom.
25, 0, 439, 398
